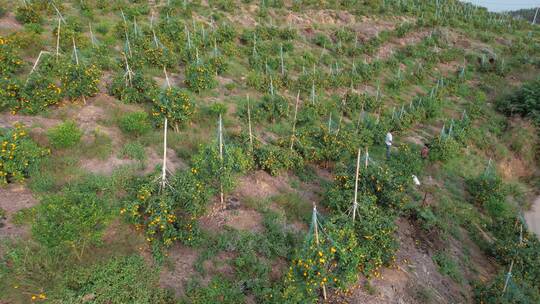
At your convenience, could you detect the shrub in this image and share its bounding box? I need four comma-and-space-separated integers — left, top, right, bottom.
209, 55, 228, 75
32, 186, 110, 257
0, 77, 21, 112
13, 73, 63, 114
208, 102, 228, 117
0, 36, 23, 76
122, 170, 210, 247
15, 5, 42, 24
191, 143, 253, 193
47, 121, 83, 149
432, 251, 463, 283
0, 123, 49, 186
119, 142, 146, 161
474, 271, 540, 304
109, 71, 157, 104
152, 87, 195, 130
466, 170, 506, 207
254, 144, 302, 176
185, 61, 217, 93
429, 136, 460, 162
496, 77, 540, 126
184, 277, 245, 303
330, 202, 398, 278
60, 62, 101, 101
118, 111, 152, 137
61, 255, 176, 303
325, 163, 408, 211
259, 94, 289, 123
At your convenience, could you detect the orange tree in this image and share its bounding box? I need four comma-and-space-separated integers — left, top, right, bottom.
280, 214, 339, 303
0, 123, 49, 186
191, 143, 253, 195
0, 36, 23, 76
327, 162, 409, 211
60, 61, 101, 101
185, 60, 217, 93
12, 73, 63, 114
152, 87, 195, 130
0, 77, 20, 112
109, 70, 158, 104
122, 170, 210, 249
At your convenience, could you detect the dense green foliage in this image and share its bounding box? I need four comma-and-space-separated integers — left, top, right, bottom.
496, 77, 540, 125
60, 255, 176, 303
33, 186, 111, 256
118, 111, 152, 136
0, 124, 48, 186
47, 121, 83, 149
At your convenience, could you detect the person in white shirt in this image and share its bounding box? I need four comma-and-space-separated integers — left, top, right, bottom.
385, 132, 393, 159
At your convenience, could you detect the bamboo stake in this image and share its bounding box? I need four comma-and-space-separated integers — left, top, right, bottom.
336, 112, 343, 136
89, 23, 97, 47
327, 114, 332, 132
125, 29, 133, 58
532, 7, 539, 25
219, 114, 225, 207
72, 38, 86, 104
311, 81, 315, 105
280, 44, 285, 75
161, 118, 168, 191
312, 204, 327, 300
365, 146, 369, 168
51, 2, 66, 24
502, 260, 514, 293
26, 51, 50, 85
290, 91, 300, 151
163, 66, 171, 88
123, 53, 133, 86
352, 148, 361, 221
247, 95, 253, 152
56, 18, 61, 61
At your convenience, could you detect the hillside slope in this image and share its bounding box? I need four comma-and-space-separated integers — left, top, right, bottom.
0, 0, 539, 303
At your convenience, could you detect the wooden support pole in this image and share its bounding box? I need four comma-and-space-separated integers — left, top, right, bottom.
219, 114, 224, 207
161, 118, 168, 191
123, 53, 133, 86
55, 18, 61, 61
26, 51, 50, 85
352, 148, 361, 221
89, 23, 97, 47
163, 66, 171, 88
290, 92, 299, 151
365, 146, 369, 168
280, 43, 285, 75
247, 95, 253, 152
502, 260, 514, 294
312, 203, 327, 300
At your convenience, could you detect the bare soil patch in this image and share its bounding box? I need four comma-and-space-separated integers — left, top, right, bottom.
235, 170, 293, 199
0, 13, 22, 34
200, 207, 264, 233
0, 185, 38, 240
374, 30, 431, 60
525, 196, 540, 237
159, 244, 200, 298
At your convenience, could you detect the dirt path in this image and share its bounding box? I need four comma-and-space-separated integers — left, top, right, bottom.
525, 196, 540, 237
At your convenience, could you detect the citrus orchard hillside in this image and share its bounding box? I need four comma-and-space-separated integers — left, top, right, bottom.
0, 0, 539, 303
